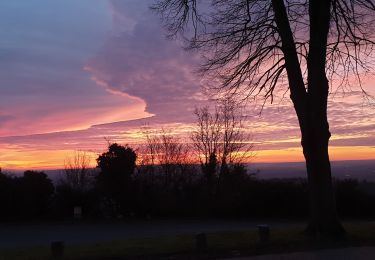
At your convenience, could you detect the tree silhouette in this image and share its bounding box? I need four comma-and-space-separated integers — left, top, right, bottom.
139, 128, 192, 188
191, 98, 253, 191
96, 143, 137, 214
97, 144, 137, 181
21, 171, 54, 218
153, 0, 375, 237
63, 151, 93, 191
191, 106, 221, 170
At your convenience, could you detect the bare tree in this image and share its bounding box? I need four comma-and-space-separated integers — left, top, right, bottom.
191, 98, 253, 189
218, 97, 254, 168
63, 151, 93, 191
153, 0, 375, 236
157, 130, 189, 166
139, 128, 191, 187
138, 127, 159, 167
191, 105, 222, 193
136, 128, 159, 185
191, 106, 222, 166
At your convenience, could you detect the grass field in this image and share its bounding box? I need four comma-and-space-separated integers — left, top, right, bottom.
1, 222, 375, 259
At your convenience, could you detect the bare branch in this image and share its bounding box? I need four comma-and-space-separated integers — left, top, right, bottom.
154, 0, 375, 98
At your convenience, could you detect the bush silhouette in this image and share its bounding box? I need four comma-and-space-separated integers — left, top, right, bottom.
96, 143, 137, 216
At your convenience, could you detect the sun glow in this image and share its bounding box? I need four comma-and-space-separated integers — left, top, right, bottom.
0, 149, 98, 171
1, 144, 373, 171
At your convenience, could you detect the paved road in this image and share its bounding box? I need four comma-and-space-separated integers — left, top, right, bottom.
0, 220, 301, 249
229, 247, 375, 260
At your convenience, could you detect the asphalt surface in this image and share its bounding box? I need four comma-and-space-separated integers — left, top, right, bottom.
2, 221, 375, 260
229, 247, 375, 260
0, 219, 301, 249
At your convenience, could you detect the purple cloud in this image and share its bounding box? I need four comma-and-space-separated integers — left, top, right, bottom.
85, 0, 206, 123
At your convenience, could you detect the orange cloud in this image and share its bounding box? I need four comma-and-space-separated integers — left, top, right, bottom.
253, 146, 375, 163
0, 147, 98, 171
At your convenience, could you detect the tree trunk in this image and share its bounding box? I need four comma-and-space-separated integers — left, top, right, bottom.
303, 0, 345, 237
272, 0, 345, 238
302, 92, 345, 237
303, 144, 345, 237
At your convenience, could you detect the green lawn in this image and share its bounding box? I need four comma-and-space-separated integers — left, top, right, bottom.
2, 222, 375, 260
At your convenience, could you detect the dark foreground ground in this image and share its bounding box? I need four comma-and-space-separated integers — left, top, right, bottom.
0, 219, 302, 249
2, 220, 375, 259
230, 246, 375, 260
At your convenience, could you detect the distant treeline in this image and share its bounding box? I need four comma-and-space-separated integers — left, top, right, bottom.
0, 143, 374, 221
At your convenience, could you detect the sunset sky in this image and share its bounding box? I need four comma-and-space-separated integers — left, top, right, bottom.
0, 0, 374, 170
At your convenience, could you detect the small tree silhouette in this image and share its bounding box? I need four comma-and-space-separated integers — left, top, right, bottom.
191, 98, 253, 191
96, 143, 137, 215
21, 171, 54, 218
63, 151, 93, 191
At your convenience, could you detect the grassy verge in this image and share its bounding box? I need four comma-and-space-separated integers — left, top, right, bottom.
1, 222, 375, 259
